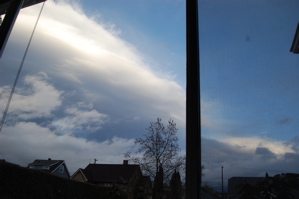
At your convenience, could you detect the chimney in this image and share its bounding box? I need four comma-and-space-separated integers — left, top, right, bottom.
48, 158, 51, 160
123, 160, 128, 165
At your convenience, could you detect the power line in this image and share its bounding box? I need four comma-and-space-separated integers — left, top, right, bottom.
0, 2, 46, 132
68, 159, 92, 164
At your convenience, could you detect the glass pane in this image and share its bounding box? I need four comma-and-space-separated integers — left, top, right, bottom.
200, 0, 299, 194
0, 0, 186, 186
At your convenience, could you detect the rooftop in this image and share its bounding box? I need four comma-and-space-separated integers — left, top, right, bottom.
81, 163, 140, 184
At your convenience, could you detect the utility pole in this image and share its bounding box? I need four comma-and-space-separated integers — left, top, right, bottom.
222, 166, 224, 198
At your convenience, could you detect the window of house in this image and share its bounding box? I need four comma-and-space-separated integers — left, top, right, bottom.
59, 165, 64, 173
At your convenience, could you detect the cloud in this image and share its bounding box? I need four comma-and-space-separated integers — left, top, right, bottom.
255, 147, 276, 159
202, 136, 299, 189
0, 72, 135, 170
52, 104, 108, 135
286, 136, 299, 152
0, 121, 136, 174
223, 137, 295, 156
0, 72, 62, 121
5, 0, 186, 128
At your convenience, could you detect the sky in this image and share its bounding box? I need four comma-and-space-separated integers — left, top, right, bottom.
0, 0, 299, 191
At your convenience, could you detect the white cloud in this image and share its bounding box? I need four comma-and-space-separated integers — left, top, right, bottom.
223, 137, 295, 157
0, 121, 136, 174
52, 104, 108, 135
8, 1, 186, 128
202, 136, 299, 188
0, 72, 109, 137
0, 73, 62, 120
31, 1, 142, 62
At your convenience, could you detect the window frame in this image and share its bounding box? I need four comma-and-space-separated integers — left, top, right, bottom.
186, 0, 201, 198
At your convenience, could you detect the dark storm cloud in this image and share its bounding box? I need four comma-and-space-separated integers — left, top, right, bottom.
202, 136, 299, 188
255, 147, 276, 159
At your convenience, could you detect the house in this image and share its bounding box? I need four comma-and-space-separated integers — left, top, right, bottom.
228, 177, 263, 196
28, 158, 70, 179
71, 160, 152, 199
228, 174, 299, 199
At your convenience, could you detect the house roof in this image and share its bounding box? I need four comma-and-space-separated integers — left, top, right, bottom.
81, 163, 140, 184
71, 168, 88, 181
28, 159, 67, 174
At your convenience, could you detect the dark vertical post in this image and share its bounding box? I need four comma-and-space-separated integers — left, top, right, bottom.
0, 0, 24, 58
222, 166, 224, 198
186, 0, 201, 198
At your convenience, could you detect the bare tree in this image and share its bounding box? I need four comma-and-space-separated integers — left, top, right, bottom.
124, 118, 184, 182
